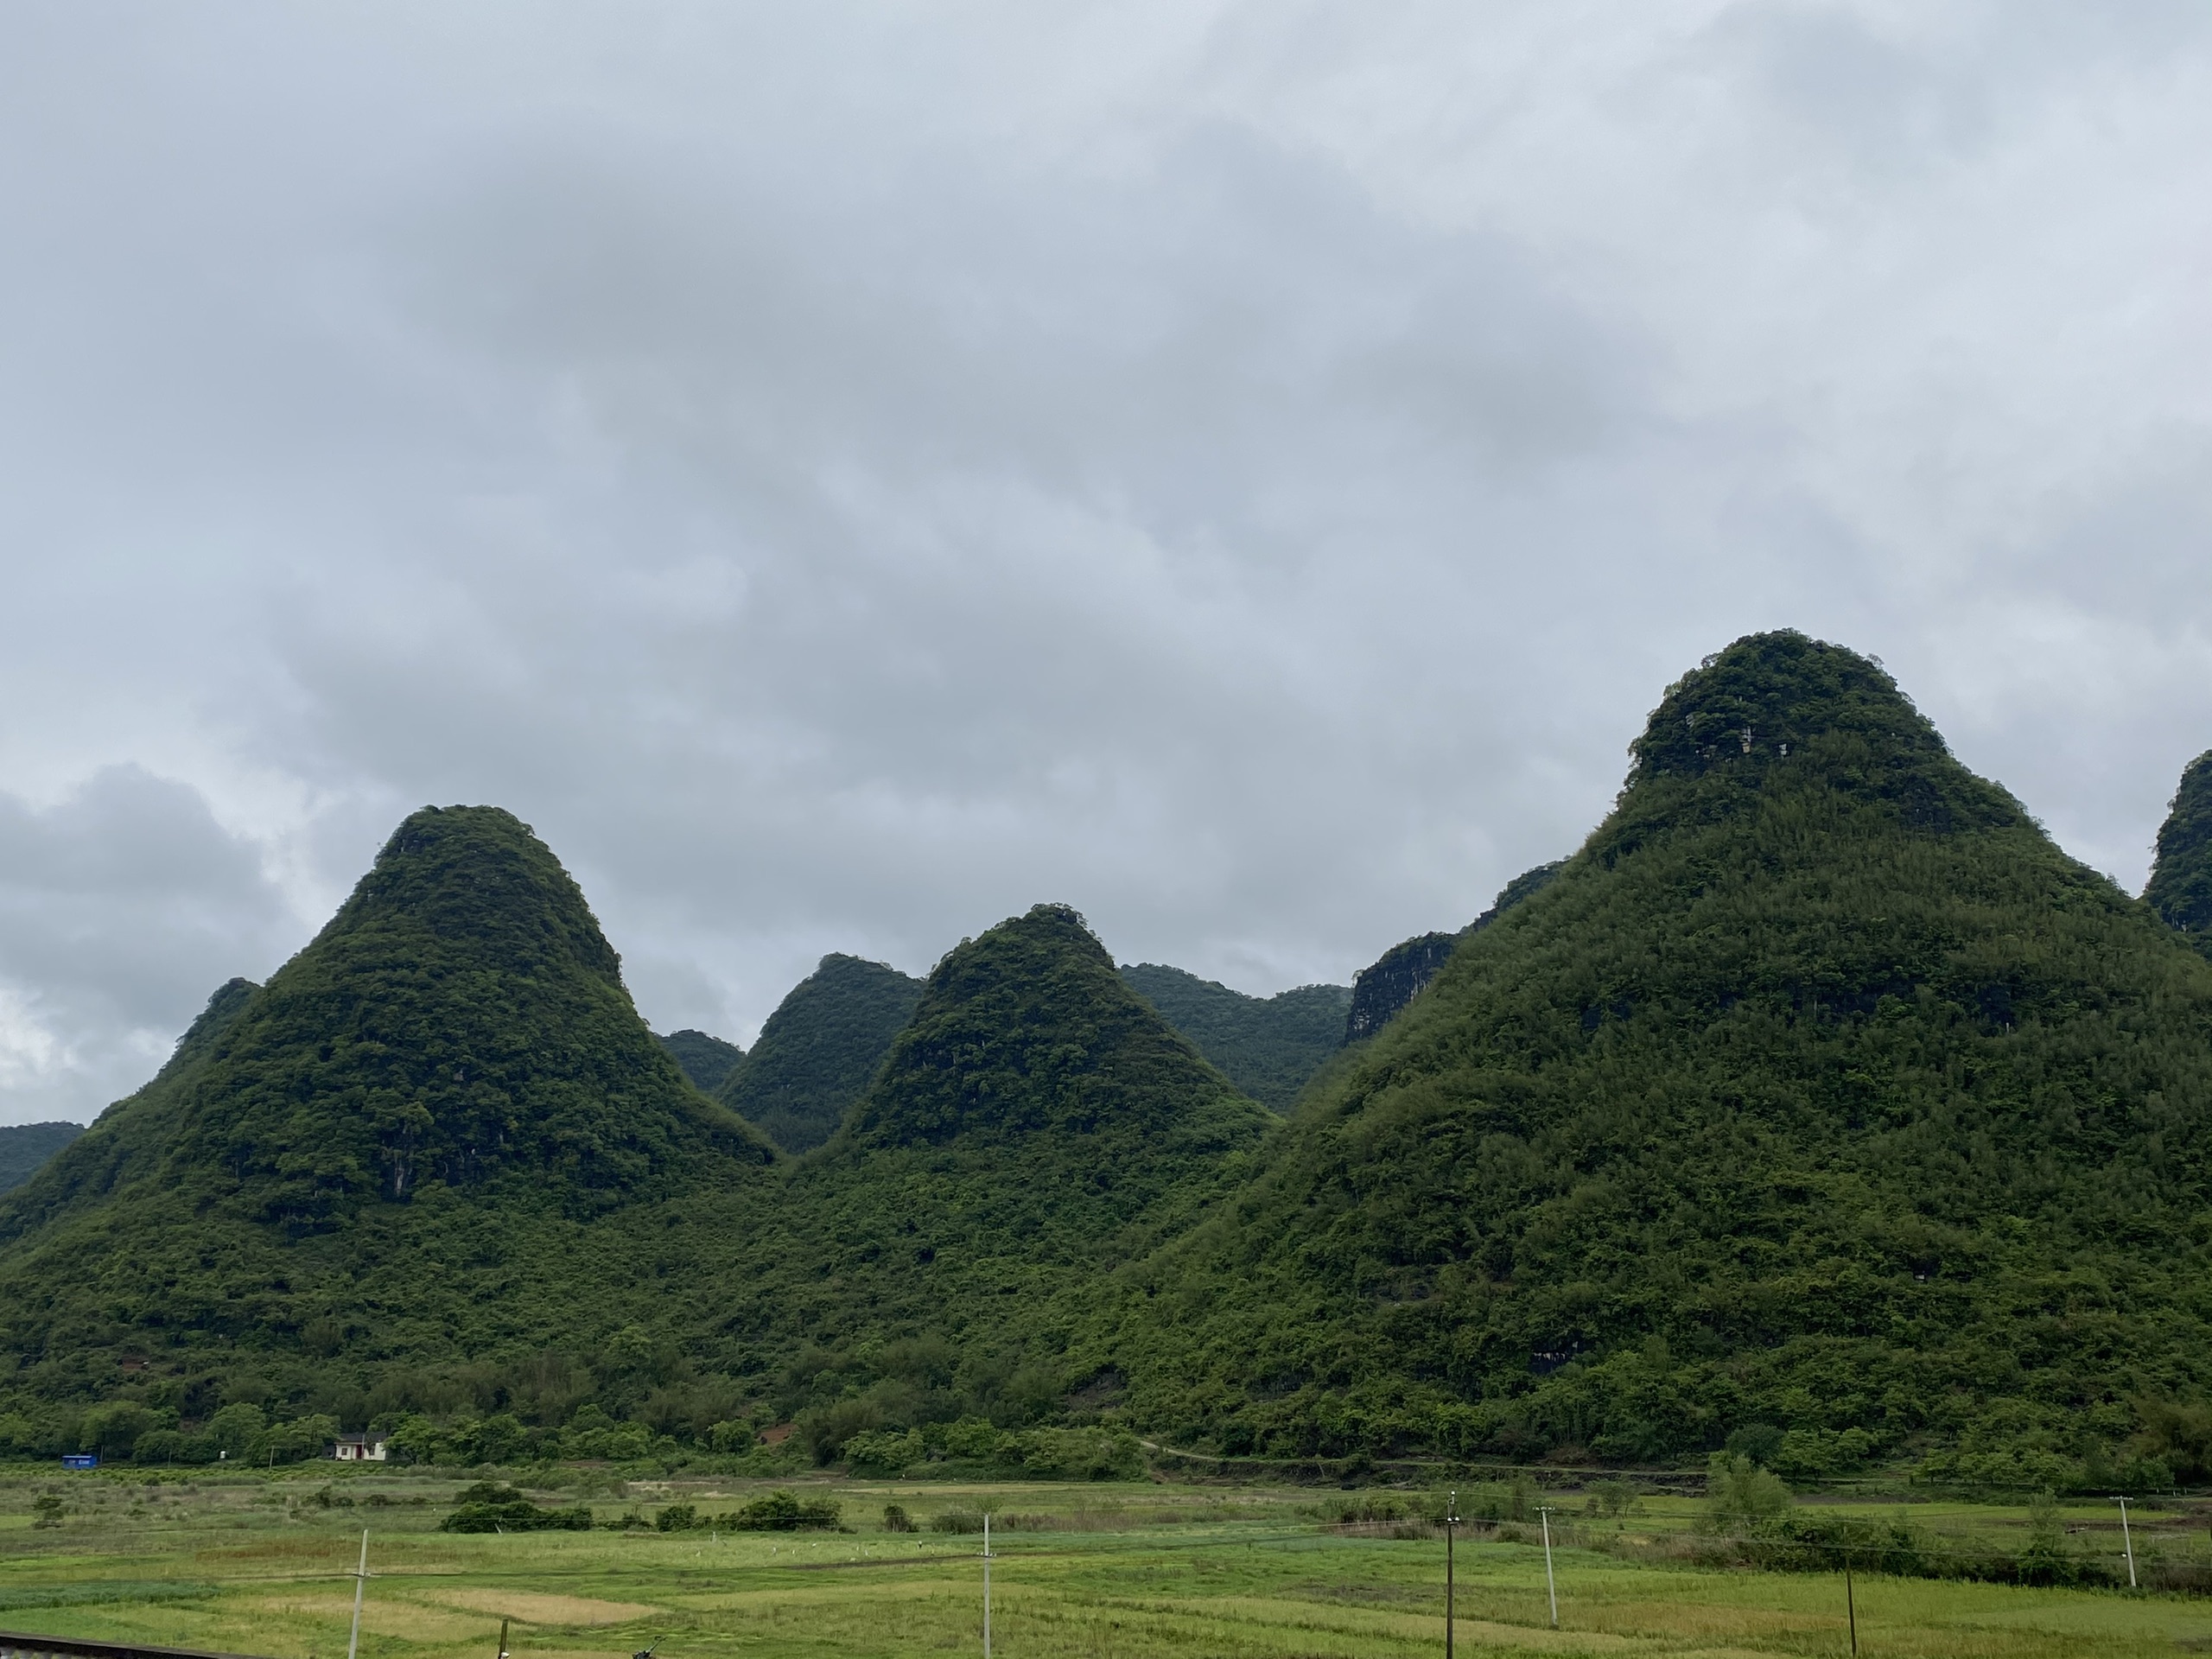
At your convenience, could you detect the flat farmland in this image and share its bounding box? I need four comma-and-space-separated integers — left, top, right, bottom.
0, 1471, 2206, 1659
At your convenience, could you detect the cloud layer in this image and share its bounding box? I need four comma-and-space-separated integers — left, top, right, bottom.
3, 2, 2209, 1122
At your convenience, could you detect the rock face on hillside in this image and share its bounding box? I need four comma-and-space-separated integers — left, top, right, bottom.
1118, 965, 1348, 1111
1114, 631, 2212, 1487
718, 955, 925, 1153
2148, 749, 2212, 956
1342, 933, 1459, 1044
1341, 862, 1563, 1044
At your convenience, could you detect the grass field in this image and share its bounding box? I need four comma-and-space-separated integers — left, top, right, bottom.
0, 1469, 2207, 1659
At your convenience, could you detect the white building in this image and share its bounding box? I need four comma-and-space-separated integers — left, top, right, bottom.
331, 1433, 389, 1462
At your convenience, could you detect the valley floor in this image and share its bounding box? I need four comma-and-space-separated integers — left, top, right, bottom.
0, 1470, 2204, 1659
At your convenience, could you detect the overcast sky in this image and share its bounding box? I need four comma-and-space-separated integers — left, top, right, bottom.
3, 3, 2209, 1124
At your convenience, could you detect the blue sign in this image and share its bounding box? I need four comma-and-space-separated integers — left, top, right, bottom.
61, 1452, 97, 1469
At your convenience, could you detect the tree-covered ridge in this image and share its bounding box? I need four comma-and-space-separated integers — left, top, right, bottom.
731, 908, 1274, 1381
2148, 748, 2212, 950
717, 954, 924, 1154
658, 1029, 746, 1095
0, 806, 778, 1429
849, 906, 1262, 1151
0, 1124, 84, 1194
1109, 631, 2212, 1488
1116, 964, 1348, 1112
143, 805, 771, 1221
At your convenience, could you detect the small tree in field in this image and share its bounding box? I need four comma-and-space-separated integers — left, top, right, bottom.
1700, 1452, 1792, 1538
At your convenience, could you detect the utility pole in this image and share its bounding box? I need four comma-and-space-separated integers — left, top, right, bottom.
982, 1511, 993, 1659
1536, 1507, 1558, 1629
496, 1618, 509, 1659
346, 1530, 370, 1659
1445, 1489, 1459, 1659
2113, 1497, 2138, 1588
1844, 1552, 1857, 1656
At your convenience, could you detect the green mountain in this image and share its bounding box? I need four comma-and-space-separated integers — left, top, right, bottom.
0, 1123, 86, 1194
658, 1028, 746, 1094
1341, 861, 1562, 1044
1117, 965, 1349, 1111
716, 955, 925, 1154
2148, 748, 2212, 957
1109, 631, 2212, 1489
719, 906, 1274, 1452
0, 806, 773, 1437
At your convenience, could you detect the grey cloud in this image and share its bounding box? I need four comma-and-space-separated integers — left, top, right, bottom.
0, 769, 298, 1123
1, 3, 2209, 1098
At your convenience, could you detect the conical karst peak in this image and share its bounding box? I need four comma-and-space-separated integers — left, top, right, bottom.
848, 903, 1249, 1148
1612, 630, 2024, 838
332, 804, 624, 986
717, 953, 925, 1154
86, 804, 764, 1225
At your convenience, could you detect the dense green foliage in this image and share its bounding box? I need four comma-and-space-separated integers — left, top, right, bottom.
2147, 748, 2212, 951
10, 640, 2212, 1496
721, 1490, 846, 1530
0, 1124, 85, 1194
691, 906, 1272, 1461
658, 1029, 746, 1094
1117, 964, 1348, 1111
716, 955, 924, 1153
1106, 631, 2212, 1487
440, 1483, 594, 1532
0, 806, 775, 1451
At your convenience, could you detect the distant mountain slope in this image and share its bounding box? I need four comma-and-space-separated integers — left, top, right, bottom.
721, 907, 1272, 1410
658, 1029, 746, 1095
0, 1124, 85, 1194
1117, 965, 1348, 1111
1112, 632, 2212, 1487
2148, 748, 2212, 957
0, 806, 775, 1417
717, 955, 924, 1153
1341, 862, 1562, 1044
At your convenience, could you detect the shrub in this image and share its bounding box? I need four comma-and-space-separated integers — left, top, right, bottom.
1701, 1452, 1792, 1539
722, 1491, 844, 1532
655, 1503, 698, 1532
440, 1484, 593, 1533
882, 1503, 913, 1532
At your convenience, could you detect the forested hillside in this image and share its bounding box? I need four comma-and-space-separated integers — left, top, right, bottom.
716, 955, 925, 1153
658, 1029, 746, 1095
0, 1124, 85, 1194
0, 807, 776, 1455
6, 641, 2210, 1491
1117, 965, 1347, 1110
1107, 632, 2212, 1491
695, 906, 1274, 1465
